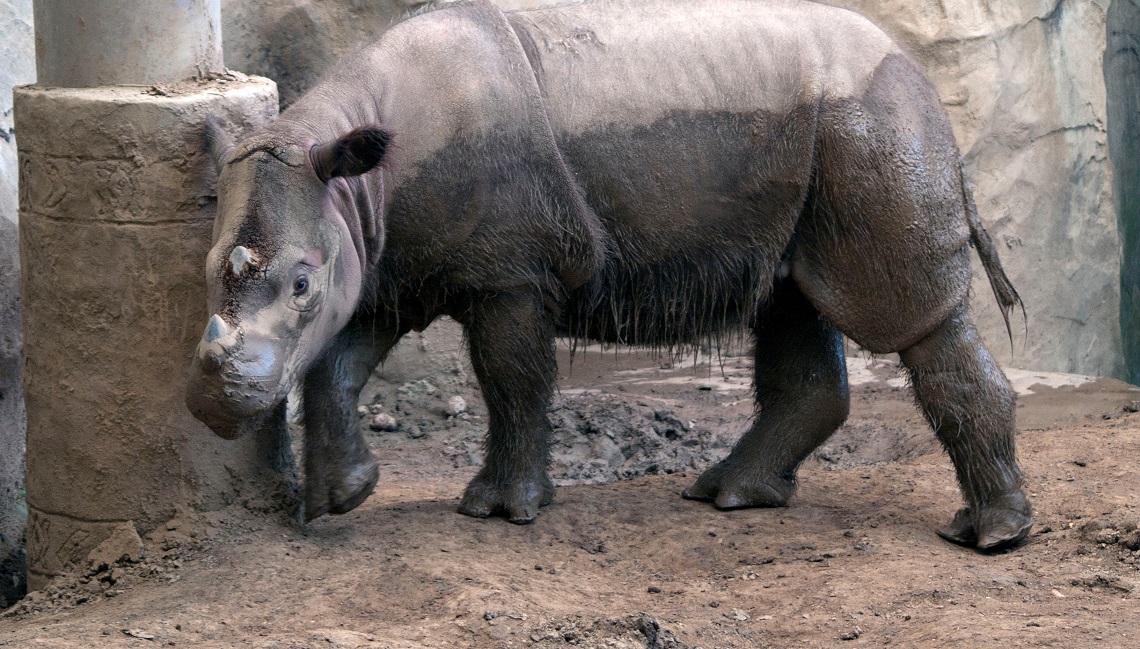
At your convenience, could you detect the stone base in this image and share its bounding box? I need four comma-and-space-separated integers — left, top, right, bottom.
14, 78, 283, 591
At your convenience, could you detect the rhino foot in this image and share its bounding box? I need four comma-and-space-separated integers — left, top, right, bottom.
682, 461, 794, 509
458, 469, 555, 524
937, 491, 1033, 552
304, 456, 380, 522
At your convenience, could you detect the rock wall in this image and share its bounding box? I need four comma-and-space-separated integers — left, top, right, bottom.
1106, 0, 1140, 383
0, 0, 33, 608
220, 1, 555, 107
221, 0, 397, 108
821, 0, 1121, 376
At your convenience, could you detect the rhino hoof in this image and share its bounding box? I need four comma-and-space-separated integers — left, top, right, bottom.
458, 470, 555, 524
682, 462, 793, 509
936, 507, 977, 546
937, 492, 1033, 552
328, 461, 380, 516
303, 503, 326, 523
304, 457, 379, 522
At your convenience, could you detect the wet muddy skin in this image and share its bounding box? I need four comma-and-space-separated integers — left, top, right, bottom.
188, 0, 1030, 552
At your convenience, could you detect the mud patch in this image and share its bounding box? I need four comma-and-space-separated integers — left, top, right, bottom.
4, 347, 1140, 647
526, 613, 689, 648
548, 393, 737, 484
357, 348, 942, 494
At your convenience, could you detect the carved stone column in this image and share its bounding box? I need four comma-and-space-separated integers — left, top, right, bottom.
16, 0, 282, 591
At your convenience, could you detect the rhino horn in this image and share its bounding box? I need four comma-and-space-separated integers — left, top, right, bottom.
228, 245, 257, 277
204, 314, 230, 344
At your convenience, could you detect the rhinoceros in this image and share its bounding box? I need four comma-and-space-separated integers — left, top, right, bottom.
187, 0, 1033, 550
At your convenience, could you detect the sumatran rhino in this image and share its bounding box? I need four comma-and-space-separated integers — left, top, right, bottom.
186, 0, 1033, 550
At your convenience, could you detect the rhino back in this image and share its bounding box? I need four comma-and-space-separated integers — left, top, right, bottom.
510, 0, 896, 136
505, 0, 899, 345
509, 0, 899, 238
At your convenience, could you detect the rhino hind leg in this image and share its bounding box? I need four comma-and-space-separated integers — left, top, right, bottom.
683, 280, 850, 509
458, 290, 557, 524
301, 322, 405, 522
899, 307, 1032, 551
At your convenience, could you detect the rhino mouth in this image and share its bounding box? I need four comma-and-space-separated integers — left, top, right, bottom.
187, 396, 264, 440
186, 330, 290, 440
188, 396, 279, 441
186, 360, 284, 439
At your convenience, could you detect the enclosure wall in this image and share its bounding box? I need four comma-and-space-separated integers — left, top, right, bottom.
0, 0, 33, 609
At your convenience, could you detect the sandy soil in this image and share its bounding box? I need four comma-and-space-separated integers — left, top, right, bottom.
2, 346, 1139, 648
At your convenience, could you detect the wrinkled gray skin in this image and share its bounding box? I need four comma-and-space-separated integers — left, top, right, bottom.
186, 0, 1033, 551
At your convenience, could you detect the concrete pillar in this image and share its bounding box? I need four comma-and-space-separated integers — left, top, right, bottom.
16, 0, 283, 591
1106, 0, 1140, 383
33, 0, 223, 87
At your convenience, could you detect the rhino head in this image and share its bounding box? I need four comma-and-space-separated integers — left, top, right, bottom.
186, 115, 391, 439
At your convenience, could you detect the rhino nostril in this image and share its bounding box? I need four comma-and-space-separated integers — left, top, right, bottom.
199, 348, 224, 371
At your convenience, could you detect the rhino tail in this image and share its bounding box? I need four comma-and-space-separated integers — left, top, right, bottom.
960, 160, 1026, 344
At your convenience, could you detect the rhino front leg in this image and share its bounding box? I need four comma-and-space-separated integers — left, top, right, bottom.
302, 321, 406, 522
458, 290, 556, 524
684, 280, 850, 508
900, 307, 1032, 551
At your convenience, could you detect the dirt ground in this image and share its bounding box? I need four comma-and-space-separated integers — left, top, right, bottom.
2, 344, 1139, 648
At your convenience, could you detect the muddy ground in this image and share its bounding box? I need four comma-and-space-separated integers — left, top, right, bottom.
2, 344, 1139, 648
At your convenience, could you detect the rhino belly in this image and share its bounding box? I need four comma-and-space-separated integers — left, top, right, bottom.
555, 109, 814, 347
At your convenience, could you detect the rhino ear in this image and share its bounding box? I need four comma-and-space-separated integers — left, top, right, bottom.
309, 126, 392, 183
204, 114, 235, 173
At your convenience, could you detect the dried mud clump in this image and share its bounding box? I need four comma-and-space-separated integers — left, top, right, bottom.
1076, 517, 1140, 568
1, 534, 202, 621
526, 613, 689, 648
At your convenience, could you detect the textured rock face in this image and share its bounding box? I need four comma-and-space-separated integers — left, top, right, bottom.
820, 0, 1121, 376
220, 0, 1123, 377
0, 0, 34, 609
221, 0, 405, 108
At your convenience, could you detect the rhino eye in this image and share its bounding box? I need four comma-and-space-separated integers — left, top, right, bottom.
292, 275, 310, 296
